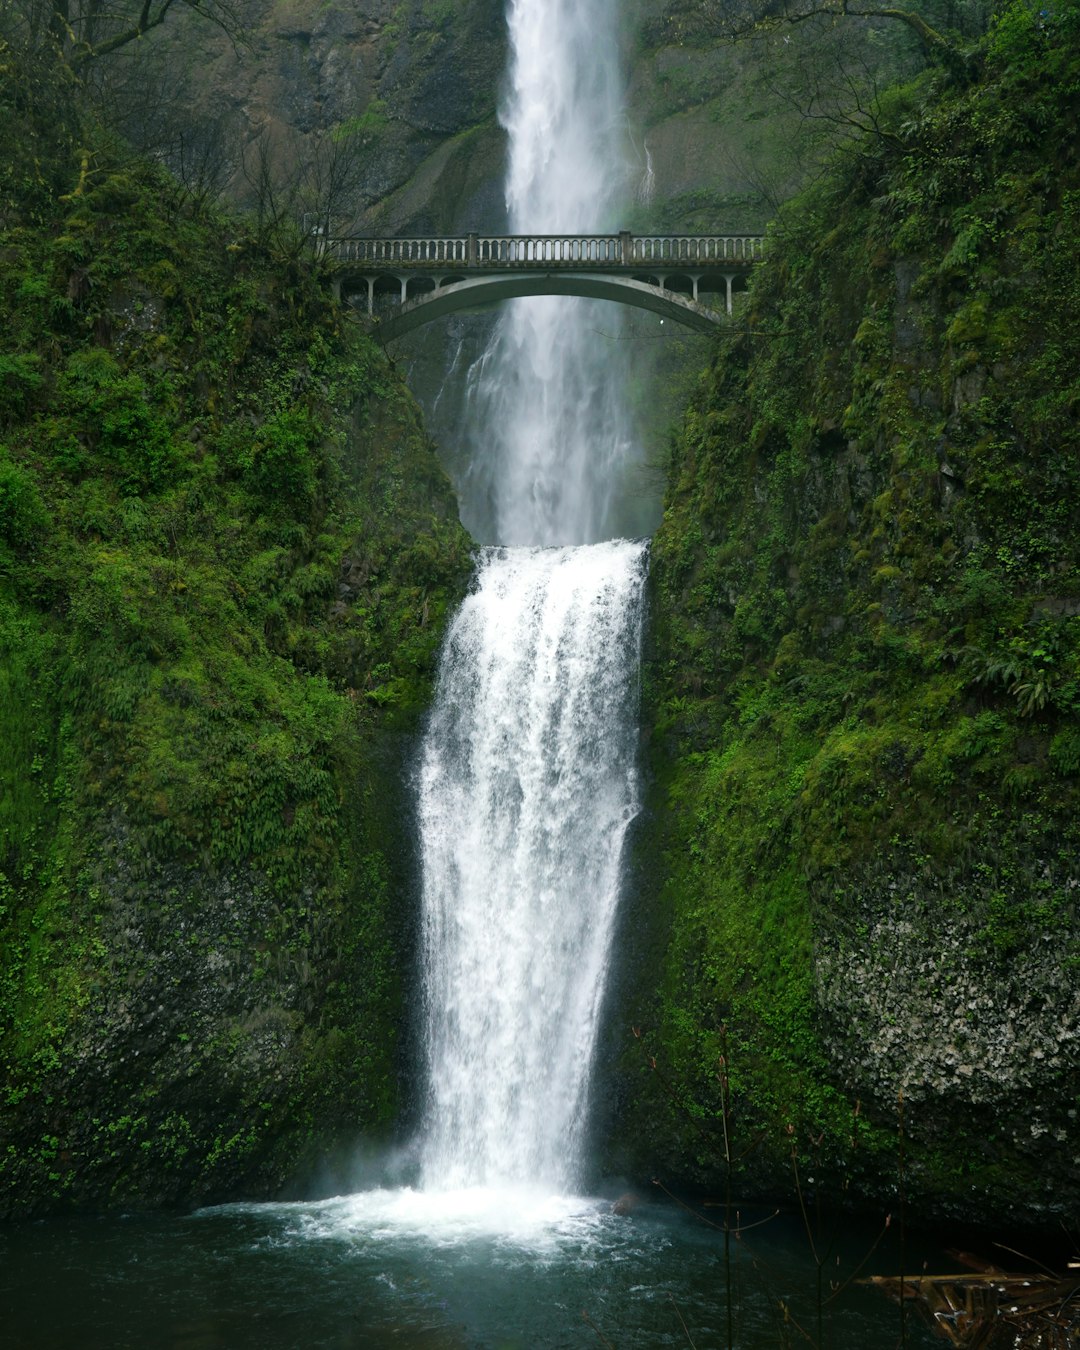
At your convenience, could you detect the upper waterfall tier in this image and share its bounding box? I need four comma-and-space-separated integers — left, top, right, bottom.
459, 0, 642, 548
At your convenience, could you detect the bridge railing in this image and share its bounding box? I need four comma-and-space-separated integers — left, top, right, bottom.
474, 235, 626, 264
629, 235, 764, 264
329, 237, 470, 264
326, 233, 765, 269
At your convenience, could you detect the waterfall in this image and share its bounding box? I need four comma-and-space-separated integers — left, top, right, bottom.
458, 0, 639, 547
415, 0, 645, 1196
417, 542, 646, 1190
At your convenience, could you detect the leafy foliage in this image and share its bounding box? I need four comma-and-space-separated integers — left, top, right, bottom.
622, 0, 1080, 1222
0, 68, 470, 1215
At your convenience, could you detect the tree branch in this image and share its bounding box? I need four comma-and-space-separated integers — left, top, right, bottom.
661, 0, 958, 66
63, 0, 245, 71
68, 0, 174, 67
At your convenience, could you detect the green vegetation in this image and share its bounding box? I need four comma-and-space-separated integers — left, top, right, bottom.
617, 0, 1080, 1224
0, 53, 470, 1215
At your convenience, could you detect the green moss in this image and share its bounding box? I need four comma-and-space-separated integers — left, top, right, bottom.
613, 0, 1080, 1225
0, 61, 471, 1216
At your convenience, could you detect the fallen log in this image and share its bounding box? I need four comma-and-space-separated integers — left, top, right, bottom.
867, 1269, 1080, 1348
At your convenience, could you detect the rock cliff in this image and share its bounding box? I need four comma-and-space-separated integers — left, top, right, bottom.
603, 1, 1080, 1227
0, 65, 470, 1216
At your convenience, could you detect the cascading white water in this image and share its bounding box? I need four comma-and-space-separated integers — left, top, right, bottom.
417, 542, 646, 1190
416, 0, 646, 1197
458, 0, 639, 547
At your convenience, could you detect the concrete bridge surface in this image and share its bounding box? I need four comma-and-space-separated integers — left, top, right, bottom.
325, 232, 764, 342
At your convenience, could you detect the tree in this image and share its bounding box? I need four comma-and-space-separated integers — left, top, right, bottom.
655, 0, 994, 69
5, 0, 247, 72
240, 121, 369, 257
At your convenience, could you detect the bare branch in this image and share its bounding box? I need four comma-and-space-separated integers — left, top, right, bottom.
655, 0, 960, 66
32, 0, 250, 71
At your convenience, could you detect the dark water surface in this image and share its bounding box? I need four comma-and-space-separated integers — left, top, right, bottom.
1, 1187, 938, 1349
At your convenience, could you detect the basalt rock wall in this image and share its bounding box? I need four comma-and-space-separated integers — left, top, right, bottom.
600, 2, 1080, 1227
0, 70, 471, 1216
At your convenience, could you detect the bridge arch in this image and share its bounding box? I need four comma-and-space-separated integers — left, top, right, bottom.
343, 272, 729, 344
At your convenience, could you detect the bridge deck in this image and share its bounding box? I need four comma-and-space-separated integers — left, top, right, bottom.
326, 232, 764, 271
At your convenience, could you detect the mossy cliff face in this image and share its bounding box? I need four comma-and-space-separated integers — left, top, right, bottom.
609, 3, 1080, 1226
0, 80, 471, 1216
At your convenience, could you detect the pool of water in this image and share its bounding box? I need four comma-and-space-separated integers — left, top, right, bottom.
2, 1186, 938, 1349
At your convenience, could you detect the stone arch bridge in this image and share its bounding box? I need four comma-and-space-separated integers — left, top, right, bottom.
325, 232, 764, 343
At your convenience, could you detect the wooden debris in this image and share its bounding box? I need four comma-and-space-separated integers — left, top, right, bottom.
867, 1269, 1080, 1348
